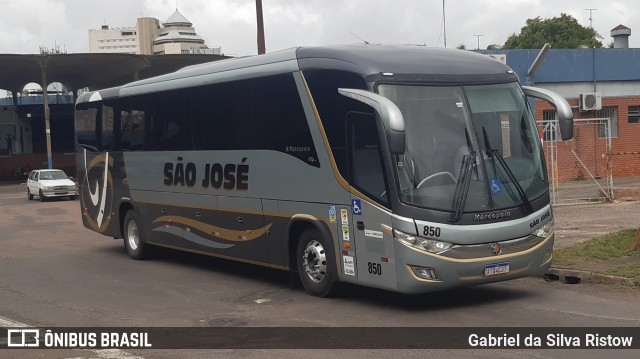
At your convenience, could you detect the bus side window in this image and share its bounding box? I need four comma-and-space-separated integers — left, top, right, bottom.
101, 104, 114, 151
347, 112, 388, 204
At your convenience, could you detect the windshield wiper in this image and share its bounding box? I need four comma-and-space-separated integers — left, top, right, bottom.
449, 129, 476, 223
482, 127, 533, 214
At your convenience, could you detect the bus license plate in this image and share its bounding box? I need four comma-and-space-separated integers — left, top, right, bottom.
484, 262, 509, 276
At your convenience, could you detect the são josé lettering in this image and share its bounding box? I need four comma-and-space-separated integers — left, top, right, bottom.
164, 157, 249, 190
468, 333, 633, 348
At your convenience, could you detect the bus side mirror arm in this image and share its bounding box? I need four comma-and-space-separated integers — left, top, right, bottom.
522, 86, 574, 141
337, 88, 406, 154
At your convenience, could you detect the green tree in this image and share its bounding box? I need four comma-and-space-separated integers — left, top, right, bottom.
503, 13, 602, 49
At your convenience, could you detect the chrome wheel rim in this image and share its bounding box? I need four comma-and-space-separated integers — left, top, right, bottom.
127, 220, 139, 251
302, 240, 327, 282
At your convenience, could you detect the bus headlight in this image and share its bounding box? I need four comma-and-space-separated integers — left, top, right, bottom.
532, 219, 553, 238
393, 229, 454, 254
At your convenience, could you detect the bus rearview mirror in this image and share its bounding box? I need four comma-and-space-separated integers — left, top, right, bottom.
522, 86, 574, 141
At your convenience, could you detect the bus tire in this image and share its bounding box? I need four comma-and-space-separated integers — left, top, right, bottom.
296, 228, 337, 297
123, 210, 152, 260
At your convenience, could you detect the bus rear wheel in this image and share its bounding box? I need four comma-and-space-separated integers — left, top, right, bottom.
123, 210, 152, 260
296, 229, 337, 297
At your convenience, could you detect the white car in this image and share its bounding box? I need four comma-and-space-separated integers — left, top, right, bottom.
26, 169, 77, 201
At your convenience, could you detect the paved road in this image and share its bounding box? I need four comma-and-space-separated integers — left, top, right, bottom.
0, 184, 639, 359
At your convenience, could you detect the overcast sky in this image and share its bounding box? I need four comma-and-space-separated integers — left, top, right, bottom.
0, 0, 637, 56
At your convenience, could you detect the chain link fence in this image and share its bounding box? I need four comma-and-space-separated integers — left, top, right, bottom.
537, 118, 613, 205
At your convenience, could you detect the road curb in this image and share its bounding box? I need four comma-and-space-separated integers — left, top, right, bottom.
545, 266, 638, 287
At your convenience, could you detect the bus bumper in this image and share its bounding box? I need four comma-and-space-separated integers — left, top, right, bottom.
394, 232, 554, 294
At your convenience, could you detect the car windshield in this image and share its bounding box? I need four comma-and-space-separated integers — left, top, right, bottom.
41, 171, 69, 180
378, 82, 547, 214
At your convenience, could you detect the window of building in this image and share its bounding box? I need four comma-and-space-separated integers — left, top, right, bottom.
541, 109, 558, 141
597, 106, 618, 138
629, 106, 640, 124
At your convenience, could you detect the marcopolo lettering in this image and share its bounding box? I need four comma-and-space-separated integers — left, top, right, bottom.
164, 157, 249, 191
473, 211, 511, 222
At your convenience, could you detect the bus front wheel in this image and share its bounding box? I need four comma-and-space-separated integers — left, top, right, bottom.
296, 229, 337, 297
123, 210, 152, 260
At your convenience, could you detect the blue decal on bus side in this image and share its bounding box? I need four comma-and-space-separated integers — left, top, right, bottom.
352, 199, 362, 215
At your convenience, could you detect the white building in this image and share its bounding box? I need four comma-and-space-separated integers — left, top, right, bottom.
89, 25, 141, 54
88, 10, 221, 55
153, 9, 221, 55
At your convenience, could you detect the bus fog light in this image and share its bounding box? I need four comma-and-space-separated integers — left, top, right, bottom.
394, 229, 453, 254
542, 251, 552, 264
410, 265, 440, 280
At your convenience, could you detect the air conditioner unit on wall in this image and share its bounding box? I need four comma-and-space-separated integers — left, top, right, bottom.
579, 93, 602, 111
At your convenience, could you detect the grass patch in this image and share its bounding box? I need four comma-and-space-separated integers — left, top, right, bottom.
605, 263, 640, 285
553, 229, 639, 266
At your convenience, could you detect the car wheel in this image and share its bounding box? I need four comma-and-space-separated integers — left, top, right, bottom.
123, 210, 153, 260
69, 195, 77, 200
296, 228, 338, 297
39, 190, 46, 202
27, 188, 33, 200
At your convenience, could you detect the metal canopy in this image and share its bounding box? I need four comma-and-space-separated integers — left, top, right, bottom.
0, 53, 228, 92
0, 52, 228, 169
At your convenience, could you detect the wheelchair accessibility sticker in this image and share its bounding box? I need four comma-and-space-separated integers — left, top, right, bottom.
490, 178, 503, 194
352, 199, 362, 215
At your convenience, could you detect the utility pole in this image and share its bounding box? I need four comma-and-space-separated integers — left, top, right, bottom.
585, 8, 597, 28
473, 34, 484, 50
256, 0, 266, 54
442, 0, 447, 48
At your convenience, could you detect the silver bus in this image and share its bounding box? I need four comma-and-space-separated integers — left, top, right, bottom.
75, 45, 573, 296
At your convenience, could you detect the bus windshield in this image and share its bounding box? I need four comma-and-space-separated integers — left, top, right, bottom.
378, 82, 546, 215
